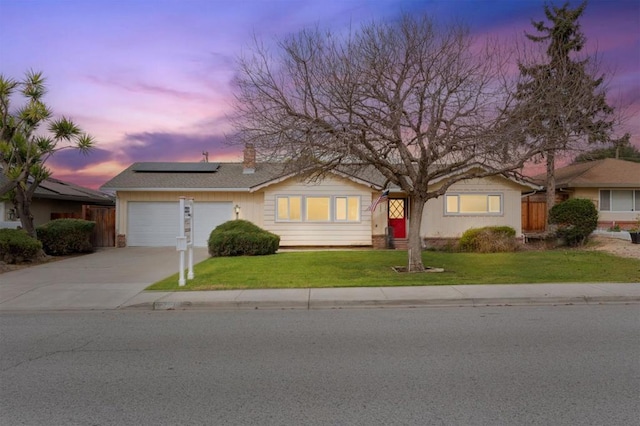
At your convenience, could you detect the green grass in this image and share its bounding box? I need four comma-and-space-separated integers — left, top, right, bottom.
148, 249, 640, 291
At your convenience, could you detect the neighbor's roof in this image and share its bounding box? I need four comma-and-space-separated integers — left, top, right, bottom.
534, 158, 640, 189
0, 173, 114, 205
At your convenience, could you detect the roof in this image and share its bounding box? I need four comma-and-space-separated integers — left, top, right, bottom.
132, 162, 220, 172
534, 158, 640, 189
0, 173, 114, 205
102, 161, 539, 193
101, 162, 289, 191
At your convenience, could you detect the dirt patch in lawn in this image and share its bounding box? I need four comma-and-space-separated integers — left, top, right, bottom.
585, 235, 640, 260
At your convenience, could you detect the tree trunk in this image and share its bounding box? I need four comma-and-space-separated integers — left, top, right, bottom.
545, 150, 556, 234
14, 186, 37, 238
0, 180, 17, 197
407, 196, 426, 272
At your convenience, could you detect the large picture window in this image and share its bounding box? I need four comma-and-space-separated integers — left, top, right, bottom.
276, 195, 361, 222
306, 197, 330, 221
445, 193, 502, 215
599, 190, 640, 212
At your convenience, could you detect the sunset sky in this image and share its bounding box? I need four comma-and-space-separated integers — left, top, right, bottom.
1, 0, 638, 190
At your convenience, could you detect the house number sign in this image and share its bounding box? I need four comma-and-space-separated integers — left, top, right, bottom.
177, 197, 195, 286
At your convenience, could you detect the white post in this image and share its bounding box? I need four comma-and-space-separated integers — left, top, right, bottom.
188, 248, 194, 279
178, 197, 186, 286
187, 198, 194, 279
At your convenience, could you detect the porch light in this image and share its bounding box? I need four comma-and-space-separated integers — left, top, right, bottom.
234, 204, 240, 219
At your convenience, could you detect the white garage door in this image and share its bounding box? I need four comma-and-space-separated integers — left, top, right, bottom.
128, 202, 233, 247
192, 202, 234, 247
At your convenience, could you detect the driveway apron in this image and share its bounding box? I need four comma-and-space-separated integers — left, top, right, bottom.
0, 247, 209, 311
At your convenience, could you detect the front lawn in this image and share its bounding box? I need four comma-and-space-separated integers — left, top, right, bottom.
148, 249, 640, 291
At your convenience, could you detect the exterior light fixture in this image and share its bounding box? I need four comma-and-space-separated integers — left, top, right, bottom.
234, 204, 240, 219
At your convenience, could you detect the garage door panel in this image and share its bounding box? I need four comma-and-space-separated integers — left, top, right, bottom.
128, 201, 232, 247
128, 202, 178, 247
193, 203, 233, 247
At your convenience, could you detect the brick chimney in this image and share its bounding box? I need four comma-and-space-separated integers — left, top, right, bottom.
243, 143, 256, 174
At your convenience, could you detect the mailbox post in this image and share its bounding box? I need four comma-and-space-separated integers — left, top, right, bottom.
177, 197, 195, 286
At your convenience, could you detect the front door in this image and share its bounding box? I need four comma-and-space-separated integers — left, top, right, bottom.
388, 198, 406, 239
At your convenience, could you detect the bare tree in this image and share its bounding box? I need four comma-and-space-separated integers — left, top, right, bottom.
232, 14, 545, 271
513, 2, 616, 225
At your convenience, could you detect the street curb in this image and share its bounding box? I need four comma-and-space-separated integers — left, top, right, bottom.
150, 300, 309, 310
142, 296, 640, 311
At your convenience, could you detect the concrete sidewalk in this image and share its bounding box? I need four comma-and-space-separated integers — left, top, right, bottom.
1, 247, 639, 311
126, 283, 640, 311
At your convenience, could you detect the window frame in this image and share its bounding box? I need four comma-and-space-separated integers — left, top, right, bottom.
444, 193, 503, 216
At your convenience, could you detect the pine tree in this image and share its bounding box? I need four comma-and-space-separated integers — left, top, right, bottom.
515, 1, 615, 227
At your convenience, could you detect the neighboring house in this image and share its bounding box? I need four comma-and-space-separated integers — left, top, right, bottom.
101, 146, 539, 248
529, 158, 640, 230
0, 174, 115, 230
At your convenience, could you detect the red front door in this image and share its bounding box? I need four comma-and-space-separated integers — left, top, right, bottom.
388, 198, 406, 239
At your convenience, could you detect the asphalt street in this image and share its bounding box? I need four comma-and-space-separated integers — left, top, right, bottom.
1, 305, 638, 425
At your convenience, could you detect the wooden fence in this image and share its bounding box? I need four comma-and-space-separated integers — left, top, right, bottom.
50, 206, 115, 247
521, 199, 547, 232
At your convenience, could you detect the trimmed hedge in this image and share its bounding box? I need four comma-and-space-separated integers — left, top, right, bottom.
459, 226, 518, 253
548, 198, 598, 246
37, 219, 95, 255
208, 220, 280, 257
0, 228, 43, 264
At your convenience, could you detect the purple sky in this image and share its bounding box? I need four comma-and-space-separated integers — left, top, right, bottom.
2, 0, 638, 190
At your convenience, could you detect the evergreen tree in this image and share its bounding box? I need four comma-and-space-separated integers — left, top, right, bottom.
572, 135, 640, 163
515, 1, 616, 227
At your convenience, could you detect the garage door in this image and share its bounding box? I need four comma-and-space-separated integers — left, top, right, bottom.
127, 202, 233, 247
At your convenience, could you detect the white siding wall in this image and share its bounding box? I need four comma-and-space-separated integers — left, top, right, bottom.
263, 176, 372, 246
421, 176, 526, 238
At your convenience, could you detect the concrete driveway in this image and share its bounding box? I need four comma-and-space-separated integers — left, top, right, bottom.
0, 247, 209, 311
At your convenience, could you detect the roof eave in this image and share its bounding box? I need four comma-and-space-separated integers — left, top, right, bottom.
565, 183, 640, 188
33, 193, 114, 204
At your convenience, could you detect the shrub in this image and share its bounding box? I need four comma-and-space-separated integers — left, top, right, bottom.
37, 219, 95, 255
208, 220, 280, 257
459, 226, 518, 253
0, 228, 43, 263
548, 198, 598, 246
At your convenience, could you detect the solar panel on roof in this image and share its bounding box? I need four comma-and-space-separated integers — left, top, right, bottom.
132, 163, 220, 172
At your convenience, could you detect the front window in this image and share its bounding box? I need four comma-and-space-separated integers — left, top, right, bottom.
445, 194, 502, 215
306, 197, 331, 221
276, 195, 361, 222
276, 196, 302, 221
335, 196, 360, 221
600, 190, 640, 212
